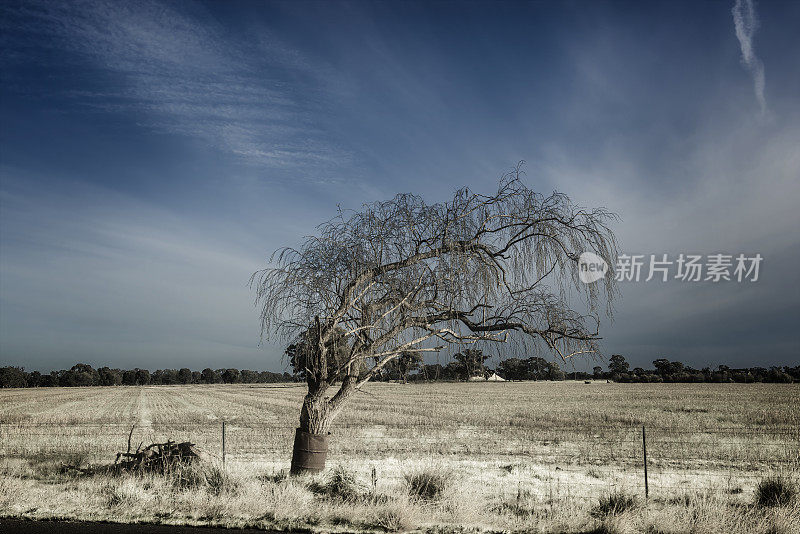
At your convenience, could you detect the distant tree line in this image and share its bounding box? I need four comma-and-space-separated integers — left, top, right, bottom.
0, 363, 294, 388
366, 350, 798, 384
347, 351, 799, 384
594, 355, 798, 384
2, 353, 797, 388
385, 353, 567, 382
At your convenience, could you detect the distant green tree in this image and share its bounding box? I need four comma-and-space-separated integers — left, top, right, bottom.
177, 368, 193, 384
98, 367, 123, 386
453, 349, 490, 379
222, 368, 241, 383
498, 358, 525, 380
25, 370, 42, 387
69, 363, 99, 386
525, 357, 563, 380
667, 360, 684, 376
653, 358, 671, 376
240, 370, 259, 383
0, 367, 27, 388
768, 366, 792, 383
122, 369, 137, 385
440, 361, 463, 380
387, 351, 423, 383
421, 363, 443, 381
545, 361, 566, 381
200, 368, 220, 384
160, 369, 179, 384
608, 355, 629, 376
41, 371, 58, 387
134, 368, 151, 385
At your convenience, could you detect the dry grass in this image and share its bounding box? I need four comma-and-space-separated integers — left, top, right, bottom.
405, 466, 453, 501
755, 475, 797, 508
592, 490, 639, 517
1, 381, 798, 532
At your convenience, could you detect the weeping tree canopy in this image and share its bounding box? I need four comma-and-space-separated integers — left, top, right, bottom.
251, 166, 618, 433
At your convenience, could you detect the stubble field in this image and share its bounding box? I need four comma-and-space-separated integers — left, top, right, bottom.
1, 381, 798, 533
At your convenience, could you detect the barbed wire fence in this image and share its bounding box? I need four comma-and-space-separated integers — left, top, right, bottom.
1, 420, 798, 501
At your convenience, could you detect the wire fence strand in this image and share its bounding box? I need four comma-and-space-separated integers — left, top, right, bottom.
2, 418, 797, 501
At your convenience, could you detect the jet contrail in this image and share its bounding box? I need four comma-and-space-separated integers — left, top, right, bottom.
732, 0, 766, 114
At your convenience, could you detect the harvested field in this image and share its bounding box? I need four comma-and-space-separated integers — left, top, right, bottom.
1, 382, 798, 532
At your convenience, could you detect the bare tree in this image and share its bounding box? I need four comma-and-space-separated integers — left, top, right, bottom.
251, 165, 618, 466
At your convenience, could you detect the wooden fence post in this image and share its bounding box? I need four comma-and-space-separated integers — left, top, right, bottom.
222, 421, 226, 468
642, 425, 649, 499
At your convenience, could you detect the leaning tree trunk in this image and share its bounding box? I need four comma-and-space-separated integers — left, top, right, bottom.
290, 380, 333, 475
290, 316, 333, 475
290, 375, 358, 475
289, 317, 362, 475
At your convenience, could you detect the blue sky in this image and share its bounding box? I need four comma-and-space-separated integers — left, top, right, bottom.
1, 0, 798, 372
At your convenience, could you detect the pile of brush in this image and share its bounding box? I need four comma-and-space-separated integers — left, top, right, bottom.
64, 425, 208, 476
114, 439, 207, 473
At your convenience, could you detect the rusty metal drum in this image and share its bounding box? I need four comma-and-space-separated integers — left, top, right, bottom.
290, 428, 329, 474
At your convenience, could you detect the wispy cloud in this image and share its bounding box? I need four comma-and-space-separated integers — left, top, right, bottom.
2, 0, 350, 171
732, 0, 767, 114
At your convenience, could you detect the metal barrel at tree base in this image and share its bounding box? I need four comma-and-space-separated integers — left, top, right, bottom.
290, 428, 329, 474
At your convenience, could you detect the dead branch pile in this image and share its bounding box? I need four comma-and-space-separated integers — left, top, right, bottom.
114, 439, 207, 473
62, 424, 209, 476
